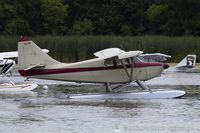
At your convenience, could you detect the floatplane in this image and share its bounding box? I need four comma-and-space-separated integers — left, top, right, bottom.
166, 54, 200, 73
17, 36, 185, 99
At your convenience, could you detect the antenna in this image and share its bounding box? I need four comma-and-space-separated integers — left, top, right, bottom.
120, 44, 125, 51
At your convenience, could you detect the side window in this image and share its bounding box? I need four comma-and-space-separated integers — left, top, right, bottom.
104, 60, 113, 66
124, 58, 130, 64
104, 59, 119, 67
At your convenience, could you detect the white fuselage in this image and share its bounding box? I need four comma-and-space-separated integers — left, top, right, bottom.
19, 57, 164, 83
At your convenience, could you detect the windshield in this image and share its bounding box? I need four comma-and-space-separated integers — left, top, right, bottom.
133, 56, 143, 63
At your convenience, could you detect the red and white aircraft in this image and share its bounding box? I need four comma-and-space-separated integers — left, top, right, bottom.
17, 37, 185, 99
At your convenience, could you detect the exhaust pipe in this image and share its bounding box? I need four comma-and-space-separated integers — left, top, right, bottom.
163, 63, 169, 69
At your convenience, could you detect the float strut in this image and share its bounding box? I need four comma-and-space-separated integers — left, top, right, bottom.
105, 83, 113, 92
136, 80, 152, 92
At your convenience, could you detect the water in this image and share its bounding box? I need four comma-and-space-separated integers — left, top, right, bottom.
0, 72, 200, 133
0, 89, 199, 133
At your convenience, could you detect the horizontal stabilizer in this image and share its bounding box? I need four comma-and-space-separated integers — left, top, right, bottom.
24, 64, 45, 71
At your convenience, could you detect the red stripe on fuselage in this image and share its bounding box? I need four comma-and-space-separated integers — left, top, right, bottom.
19, 62, 162, 77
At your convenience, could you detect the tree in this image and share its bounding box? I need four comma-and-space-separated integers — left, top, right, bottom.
41, 0, 68, 34
4, 17, 32, 35
186, 13, 200, 35
0, 0, 4, 33
147, 4, 168, 22
147, 4, 168, 34
120, 25, 132, 35
0, 0, 200, 36
164, 0, 200, 35
70, 18, 94, 35
12, 0, 44, 35
0, 0, 16, 34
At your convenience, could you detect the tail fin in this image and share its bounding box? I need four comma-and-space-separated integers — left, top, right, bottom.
175, 54, 196, 69
18, 36, 60, 70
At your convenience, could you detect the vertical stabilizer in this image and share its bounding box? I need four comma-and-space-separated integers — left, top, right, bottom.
175, 55, 196, 69
18, 36, 60, 70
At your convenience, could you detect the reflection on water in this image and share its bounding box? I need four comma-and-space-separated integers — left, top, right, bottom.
0, 85, 199, 133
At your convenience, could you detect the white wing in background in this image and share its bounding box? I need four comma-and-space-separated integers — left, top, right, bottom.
139, 53, 171, 62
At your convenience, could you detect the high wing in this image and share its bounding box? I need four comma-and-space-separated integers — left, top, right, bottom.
94, 48, 143, 83
0, 51, 18, 60
94, 48, 143, 60
94, 48, 125, 58
139, 53, 171, 62
118, 51, 143, 59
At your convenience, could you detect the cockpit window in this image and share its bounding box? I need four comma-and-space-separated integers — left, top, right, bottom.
104, 60, 112, 66
104, 57, 142, 67
104, 59, 119, 67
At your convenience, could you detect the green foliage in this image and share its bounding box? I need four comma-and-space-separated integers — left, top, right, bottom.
147, 4, 168, 22
186, 13, 200, 35
0, 0, 199, 35
120, 25, 132, 35
147, 4, 168, 34
0, 36, 18, 51
70, 19, 94, 35
1, 35, 200, 63
0, 1, 15, 34
4, 17, 32, 35
14, 0, 44, 35
41, 0, 68, 34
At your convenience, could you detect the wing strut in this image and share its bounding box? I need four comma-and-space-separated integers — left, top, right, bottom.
0, 59, 16, 75
104, 58, 135, 92
120, 58, 134, 82
104, 57, 152, 93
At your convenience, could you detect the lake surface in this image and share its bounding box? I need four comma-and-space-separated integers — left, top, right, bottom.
0, 72, 199, 133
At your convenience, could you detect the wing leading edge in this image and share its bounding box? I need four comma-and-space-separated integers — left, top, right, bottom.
94, 48, 143, 60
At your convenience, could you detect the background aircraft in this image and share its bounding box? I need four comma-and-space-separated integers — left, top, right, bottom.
0, 49, 49, 75
166, 54, 200, 73
139, 53, 171, 62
